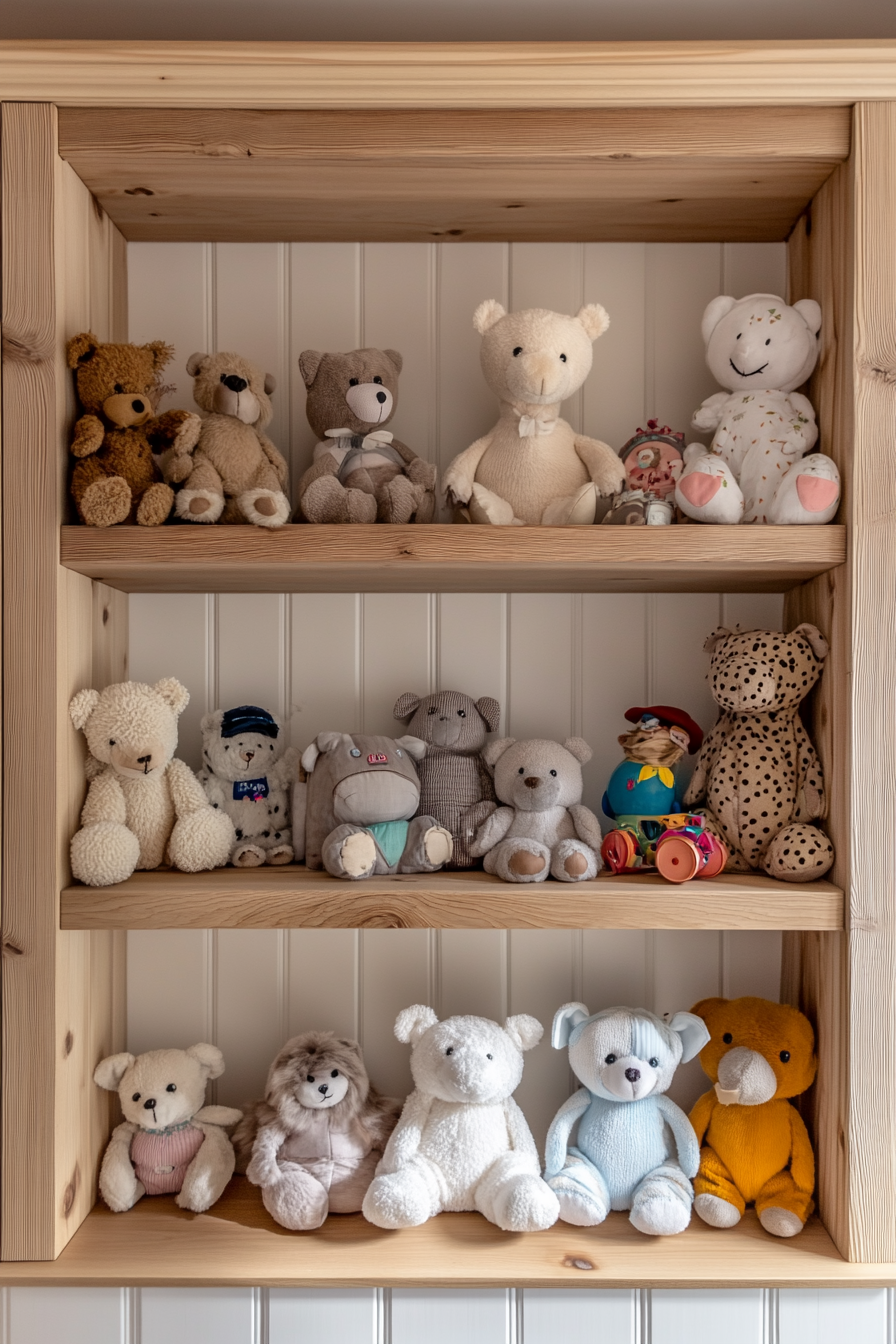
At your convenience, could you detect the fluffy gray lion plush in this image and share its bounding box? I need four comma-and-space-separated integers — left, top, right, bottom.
233, 1031, 401, 1230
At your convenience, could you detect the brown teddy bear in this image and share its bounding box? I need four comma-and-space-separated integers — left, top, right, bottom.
67, 332, 201, 527
683, 624, 834, 882
689, 996, 817, 1237
296, 347, 436, 524
164, 351, 290, 528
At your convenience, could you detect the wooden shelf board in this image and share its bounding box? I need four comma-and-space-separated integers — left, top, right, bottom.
0, 1184, 892, 1288
60, 524, 846, 595
60, 866, 844, 931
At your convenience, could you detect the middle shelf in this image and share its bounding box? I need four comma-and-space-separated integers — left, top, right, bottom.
61, 865, 844, 931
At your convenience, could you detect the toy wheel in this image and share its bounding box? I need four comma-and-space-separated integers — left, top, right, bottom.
656, 834, 701, 883
699, 836, 729, 879
601, 829, 639, 874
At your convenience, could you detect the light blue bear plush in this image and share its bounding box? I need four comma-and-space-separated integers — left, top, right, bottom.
544, 1003, 710, 1236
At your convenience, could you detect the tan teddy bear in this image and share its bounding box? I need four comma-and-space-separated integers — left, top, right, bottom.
69, 678, 235, 887
165, 351, 290, 528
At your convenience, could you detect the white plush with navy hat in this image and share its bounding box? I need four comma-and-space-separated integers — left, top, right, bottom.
544, 1003, 709, 1235
198, 705, 300, 867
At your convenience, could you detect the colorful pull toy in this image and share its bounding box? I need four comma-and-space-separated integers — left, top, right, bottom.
601, 813, 728, 883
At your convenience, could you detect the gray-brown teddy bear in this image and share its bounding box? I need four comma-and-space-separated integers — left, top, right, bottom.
683, 624, 834, 882
296, 347, 437, 524
164, 351, 290, 528
393, 690, 500, 869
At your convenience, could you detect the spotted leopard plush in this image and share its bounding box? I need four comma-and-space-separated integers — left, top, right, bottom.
683, 624, 834, 883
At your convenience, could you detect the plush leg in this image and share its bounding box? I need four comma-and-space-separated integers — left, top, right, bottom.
546, 1148, 611, 1227
675, 451, 744, 524
76, 473, 133, 528
322, 824, 378, 879
261, 1162, 330, 1231
755, 1170, 814, 1237
768, 453, 840, 525
550, 838, 598, 882
483, 838, 551, 883
168, 807, 235, 874
468, 483, 525, 527
174, 458, 227, 524
693, 1146, 746, 1228
177, 1126, 235, 1213
232, 842, 266, 868
629, 1159, 693, 1236
761, 824, 834, 882
237, 487, 291, 529
301, 473, 378, 524
398, 815, 453, 873
474, 1152, 559, 1232
71, 821, 141, 887
540, 482, 598, 526
135, 481, 175, 526
377, 475, 425, 525
265, 840, 294, 865
362, 1156, 443, 1229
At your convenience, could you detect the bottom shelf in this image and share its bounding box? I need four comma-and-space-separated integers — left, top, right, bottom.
1, 1180, 892, 1287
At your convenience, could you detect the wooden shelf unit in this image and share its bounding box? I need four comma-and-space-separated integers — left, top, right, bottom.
1, 42, 895, 1284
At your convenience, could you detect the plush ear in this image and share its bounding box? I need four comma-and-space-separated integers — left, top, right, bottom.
474, 696, 501, 733
299, 349, 324, 388
704, 625, 735, 655
263, 372, 277, 395
66, 331, 100, 369
146, 340, 174, 372
551, 1002, 591, 1050
576, 303, 610, 341
69, 687, 100, 732
200, 709, 225, 738
669, 1010, 712, 1063
393, 692, 422, 722
395, 734, 426, 762
482, 736, 516, 769
185, 352, 207, 377
792, 621, 829, 662
187, 1042, 226, 1079
473, 299, 506, 335
701, 295, 738, 347
384, 349, 403, 376
302, 730, 353, 773
563, 736, 592, 765
504, 1014, 543, 1052
793, 298, 822, 339
394, 1004, 439, 1045
152, 677, 190, 717
94, 1052, 135, 1090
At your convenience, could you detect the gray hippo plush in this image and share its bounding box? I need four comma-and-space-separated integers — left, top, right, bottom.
300, 732, 453, 879
393, 690, 500, 870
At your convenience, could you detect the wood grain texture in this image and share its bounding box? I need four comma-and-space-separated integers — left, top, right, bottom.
59, 866, 844, 932
3, 41, 896, 108
59, 524, 847, 595
0, 1181, 891, 1288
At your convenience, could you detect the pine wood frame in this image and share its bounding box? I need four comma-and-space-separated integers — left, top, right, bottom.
0, 41, 894, 1277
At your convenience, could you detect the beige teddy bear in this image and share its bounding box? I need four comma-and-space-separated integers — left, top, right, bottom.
164, 351, 291, 528
94, 1043, 241, 1213
442, 302, 625, 525
69, 678, 235, 887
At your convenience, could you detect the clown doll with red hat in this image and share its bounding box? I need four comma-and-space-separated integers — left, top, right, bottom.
602, 706, 704, 822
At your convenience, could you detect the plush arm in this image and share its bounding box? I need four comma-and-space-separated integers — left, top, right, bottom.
375, 1089, 434, 1175
257, 431, 290, 487
691, 391, 730, 433
245, 1119, 290, 1186
788, 1105, 816, 1197
573, 435, 626, 496
503, 1096, 539, 1161
195, 1105, 243, 1128
271, 746, 301, 791
70, 413, 106, 458
783, 393, 819, 455
543, 1087, 591, 1180
792, 718, 826, 821
568, 803, 603, 851
683, 718, 726, 808
80, 770, 128, 826
442, 433, 494, 506
200, 772, 228, 808
98, 1121, 142, 1212
688, 1089, 717, 1147
389, 437, 438, 490
167, 756, 215, 817
469, 806, 515, 857
656, 1094, 700, 1179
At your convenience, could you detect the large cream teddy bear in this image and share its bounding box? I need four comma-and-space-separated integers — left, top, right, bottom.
362, 1006, 559, 1232
94, 1043, 242, 1213
69, 678, 235, 886
675, 294, 840, 525
442, 302, 625, 525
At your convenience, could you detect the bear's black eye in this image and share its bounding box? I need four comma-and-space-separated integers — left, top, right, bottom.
269, 744, 274, 750
736, 332, 742, 339
518, 767, 524, 774
765, 338, 771, 345
512, 347, 522, 356
349, 378, 359, 387
723, 1032, 733, 1043
224, 744, 229, 750
458, 709, 466, 717
605, 1054, 617, 1064
114, 383, 124, 394
550, 769, 557, 777
307, 1075, 315, 1083
559, 353, 567, 363
779, 1050, 790, 1063
446, 1047, 454, 1056
109, 739, 116, 746
649, 1057, 659, 1068
331, 1070, 339, 1077
373, 376, 383, 385
486, 1053, 493, 1060
132, 1093, 141, 1102
166, 1083, 176, 1093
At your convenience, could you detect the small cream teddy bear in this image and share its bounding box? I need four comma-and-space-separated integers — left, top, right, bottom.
198, 705, 300, 867
94, 1043, 242, 1212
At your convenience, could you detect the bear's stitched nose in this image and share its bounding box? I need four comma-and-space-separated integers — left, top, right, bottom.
318, 1084, 329, 1096
625, 1068, 640, 1082
131, 399, 145, 413
222, 374, 248, 393
376, 390, 387, 403
524, 776, 540, 789
241, 750, 254, 762
143, 1098, 156, 1110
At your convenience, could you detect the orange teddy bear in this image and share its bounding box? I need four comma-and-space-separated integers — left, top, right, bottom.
689, 996, 816, 1238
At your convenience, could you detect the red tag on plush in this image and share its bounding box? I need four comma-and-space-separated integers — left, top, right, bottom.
368, 753, 388, 764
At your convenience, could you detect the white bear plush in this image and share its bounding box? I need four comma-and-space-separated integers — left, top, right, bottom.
675, 293, 840, 525
94, 1043, 242, 1213
362, 1006, 559, 1232
198, 705, 300, 867
545, 1004, 709, 1236
69, 678, 235, 887
471, 737, 603, 882
442, 302, 625, 526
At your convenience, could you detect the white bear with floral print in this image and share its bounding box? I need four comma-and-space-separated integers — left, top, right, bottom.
675, 294, 840, 525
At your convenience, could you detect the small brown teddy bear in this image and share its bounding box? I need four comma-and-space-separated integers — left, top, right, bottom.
393, 690, 501, 869
67, 332, 201, 527
165, 351, 290, 528
684, 624, 834, 881
296, 347, 437, 524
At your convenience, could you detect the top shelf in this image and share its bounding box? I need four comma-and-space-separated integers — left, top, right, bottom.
60, 523, 846, 594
